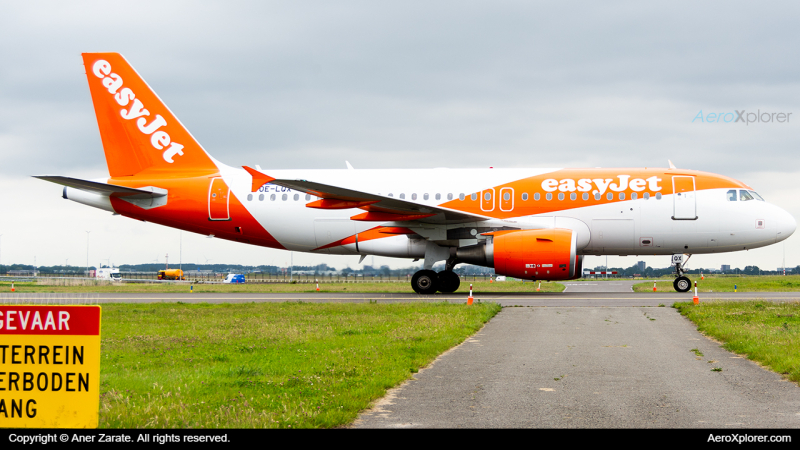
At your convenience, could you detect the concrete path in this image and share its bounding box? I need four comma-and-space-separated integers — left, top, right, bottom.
353, 307, 800, 428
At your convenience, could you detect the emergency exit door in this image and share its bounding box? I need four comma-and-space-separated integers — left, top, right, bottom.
208, 177, 231, 221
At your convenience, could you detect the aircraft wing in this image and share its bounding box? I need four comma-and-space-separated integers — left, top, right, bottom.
34, 176, 167, 198
243, 166, 487, 223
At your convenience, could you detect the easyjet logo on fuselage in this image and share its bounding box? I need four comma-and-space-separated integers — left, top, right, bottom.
91, 60, 185, 163
541, 175, 662, 195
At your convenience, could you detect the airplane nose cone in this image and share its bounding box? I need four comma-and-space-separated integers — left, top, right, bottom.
775, 207, 796, 242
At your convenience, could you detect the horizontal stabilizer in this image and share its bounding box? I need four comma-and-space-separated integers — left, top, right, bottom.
34, 176, 167, 198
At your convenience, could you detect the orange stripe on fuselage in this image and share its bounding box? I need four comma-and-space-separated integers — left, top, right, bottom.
107, 171, 285, 250
439, 168, 748, 219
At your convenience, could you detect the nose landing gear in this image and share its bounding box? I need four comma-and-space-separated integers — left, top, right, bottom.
672, 253, 692, 292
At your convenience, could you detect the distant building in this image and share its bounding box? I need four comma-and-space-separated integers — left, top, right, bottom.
721, 265, 731, 272
637, 261, 646, 272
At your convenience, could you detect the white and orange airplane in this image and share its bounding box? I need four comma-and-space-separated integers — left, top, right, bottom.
37, 53, 796, 294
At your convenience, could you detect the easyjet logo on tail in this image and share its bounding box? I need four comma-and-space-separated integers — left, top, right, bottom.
541, 175, 662, 195
91, 60, 185, 163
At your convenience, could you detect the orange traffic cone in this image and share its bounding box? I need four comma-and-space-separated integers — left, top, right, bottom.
489, 277, 493, 283
11, 282, 15, 292
468, 284, 474, 305
653, 281, 656, 292
701, 272, 704, 280
536, 282, 541, 292
692, 281, 699, 305
316, 282, 320, 292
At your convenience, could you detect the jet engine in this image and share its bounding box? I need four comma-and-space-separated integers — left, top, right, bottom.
456, 228, 583, 280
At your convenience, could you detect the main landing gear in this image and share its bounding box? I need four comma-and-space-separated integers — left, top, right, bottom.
411, 258, 461, 295
411, 270, 461, 294
672, 253, 692, 293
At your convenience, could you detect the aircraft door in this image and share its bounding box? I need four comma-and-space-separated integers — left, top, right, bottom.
672, 176, 697, 220
208, 177, 231, 221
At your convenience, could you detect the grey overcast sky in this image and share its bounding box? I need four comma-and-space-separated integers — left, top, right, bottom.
1, 1, 799, 271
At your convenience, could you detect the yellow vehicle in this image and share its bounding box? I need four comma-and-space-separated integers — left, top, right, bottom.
158, 269, 185, 280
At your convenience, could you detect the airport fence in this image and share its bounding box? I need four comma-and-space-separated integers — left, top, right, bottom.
0, 292, 100, 305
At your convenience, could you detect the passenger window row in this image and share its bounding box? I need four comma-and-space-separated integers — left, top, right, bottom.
245, 190, 667, 202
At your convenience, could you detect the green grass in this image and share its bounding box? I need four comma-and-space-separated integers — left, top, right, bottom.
675, 301, 800, 384
633, 275, 800, 292
0, 279, 564, 294
97, 302, 500, 428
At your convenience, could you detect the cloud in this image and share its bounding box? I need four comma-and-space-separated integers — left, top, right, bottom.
1, 1, 799, 268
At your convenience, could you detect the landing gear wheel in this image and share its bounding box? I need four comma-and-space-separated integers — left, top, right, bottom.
674, 276, 691, 293
438, 271, 461, 293
411, 270, 439, 295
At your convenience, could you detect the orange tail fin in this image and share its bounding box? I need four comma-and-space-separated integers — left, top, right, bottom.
82, 53, 218, 177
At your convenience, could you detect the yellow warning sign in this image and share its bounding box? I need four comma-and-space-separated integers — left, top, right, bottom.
0, 305, 101, 428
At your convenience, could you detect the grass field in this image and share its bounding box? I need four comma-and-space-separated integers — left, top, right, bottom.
675, 301, 800, 384
0, 279, 565, 294
633, 275, 800, 292
97, 302, 500, 428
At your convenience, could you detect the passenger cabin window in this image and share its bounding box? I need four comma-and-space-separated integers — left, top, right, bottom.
282, 194, 288, 201
259, 194, 265, 201
447, 193, 453, 200
471, 193, 478, 201
270, 194, 276, 201
534, 193, 540, 201
739, 190, 754, 201
558, 193, 565, 200
458, 193, 465, 200
247, 194, 253, 201
643, 193, 650, 200
399, 193, 405, 199
583, 193, 589, 200
570, 193, 577, 200
412, 193, 417, 200
656, 193, 662, 200
727, 190, 737, 201
305, 194, 311, 201
522, 193, 529, 201
293, 194, 299, 201
423, 193, 429, 200
388, 193, 394, 197
631, 192, 637, 200
546, 193, 552, 201
594, 193, 601, 200
436, 193, 441, 200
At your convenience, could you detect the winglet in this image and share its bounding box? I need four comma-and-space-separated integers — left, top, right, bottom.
243, 166, 276, 192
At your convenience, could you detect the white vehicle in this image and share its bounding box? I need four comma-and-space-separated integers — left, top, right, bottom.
95, 267, 121, 281
40, 53, 797, 295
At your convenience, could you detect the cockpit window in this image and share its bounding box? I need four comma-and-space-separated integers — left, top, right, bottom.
726, 189, 737, 201
749, 190, 764, 201
739, 190, 754, 201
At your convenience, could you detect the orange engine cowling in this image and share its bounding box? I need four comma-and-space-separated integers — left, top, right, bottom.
455, 228, 583, 280
457, 228, 581, 281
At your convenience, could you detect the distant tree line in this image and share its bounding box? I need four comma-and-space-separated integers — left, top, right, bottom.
0, 262, 796, 277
